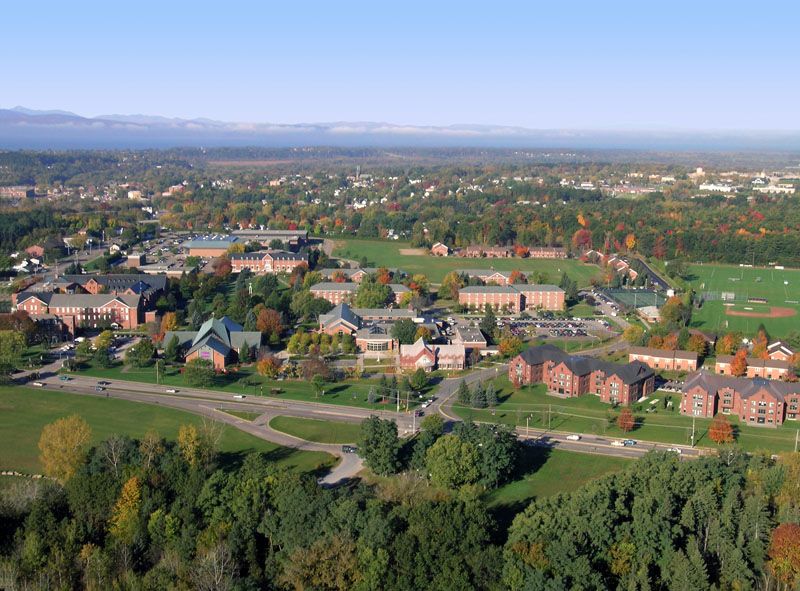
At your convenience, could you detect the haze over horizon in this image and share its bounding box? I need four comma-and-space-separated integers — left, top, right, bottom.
3, 0, 799, 133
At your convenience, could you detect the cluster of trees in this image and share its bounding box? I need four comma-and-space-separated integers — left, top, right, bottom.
3, 410, 800, 589
456, 380, 499, 408
504, 451, 800, 590
359, 416, 519, 491
286, 329, 356, 356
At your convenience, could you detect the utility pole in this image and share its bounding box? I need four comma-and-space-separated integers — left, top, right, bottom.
526, 416, 529, 437
691, 414, 696, 447
548, 404, 551, 430
795, 429, 799, 453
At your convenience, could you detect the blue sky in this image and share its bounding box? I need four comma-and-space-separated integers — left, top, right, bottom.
3, 0, 798, 129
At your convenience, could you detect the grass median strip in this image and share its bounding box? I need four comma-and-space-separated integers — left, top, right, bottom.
269, 415, 362, 444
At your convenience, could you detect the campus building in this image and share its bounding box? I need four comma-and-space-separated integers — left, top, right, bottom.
229, 250, 307, 274
680, 371, 800, 427
714, 355, 792, 380
458, 284, 565, 313
164, 316, 261, 370
181, 236, 240, 258
49, 274, 166, 309
628, 347, 699, 372
509, 344, 655, 406
309, 282, 359, 305
15, 292, 141, 335
399, 338, 465, 372
527, 247, 567, 259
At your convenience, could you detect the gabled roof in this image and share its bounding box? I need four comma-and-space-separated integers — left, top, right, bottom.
319, 303, 362, 330
400, 337, 435, 358
518, 345, 654, 385
683, 370, 800, 402
310, 282, 359, 292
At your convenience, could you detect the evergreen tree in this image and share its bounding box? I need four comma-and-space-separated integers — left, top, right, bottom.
244, 309, 257, 332
471, 384, 487, 408
485, 382, 498, 407
457, 380, 471, 404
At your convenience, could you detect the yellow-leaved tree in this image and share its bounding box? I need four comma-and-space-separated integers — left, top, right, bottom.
38, 415, 92, 482
109, 476, 142, 543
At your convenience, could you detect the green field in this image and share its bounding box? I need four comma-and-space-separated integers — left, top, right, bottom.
269, 416, 361, 444
686, 263, 800, 335
0, 386, 333, 474
68, 362, 416, 411
485, 447, 630, 509
451, 376, 800, 452
333, 238, 601, 285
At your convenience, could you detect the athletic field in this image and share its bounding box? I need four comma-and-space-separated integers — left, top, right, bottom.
332, 238, 601, 285
686, 263, 800, 336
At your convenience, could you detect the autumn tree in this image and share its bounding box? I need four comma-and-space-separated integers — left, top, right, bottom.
160, 311, 177, 334
622, 325, 644, 345
768, 523, 800, 588
716, 331, 743, 355
752, 325, 770, 359
730, 348, 748, 377
38, 415, 92, 482
686, 334, 708, 357
616, 408, 635, 432
256, 308, 283, 340
708, 414, 735, 444
508, 270, 527, 284
256, 355, 281, 378
109, 476, 142, 544
499, 334, 524, 357
624, 233, 636, 251
213, 256, 232, 278
439, 271, 464, 300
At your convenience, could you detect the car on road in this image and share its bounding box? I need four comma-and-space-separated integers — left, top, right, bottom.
59, 375, 71, 381
666, 447, 682, 454
233, 394, 246, 399
32, 381, 45, 387
610, 440, 625, 447
622, 439, 637, 447
95, 386, 105, 392
565, 434, 581, 441
341, 445, 358, 454
165, 388, 177, 393
97, 380, 110, 385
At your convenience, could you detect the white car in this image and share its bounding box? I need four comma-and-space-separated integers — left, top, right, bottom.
165, 388, 177, 393
610, 440, 625, 447
566, 434, 581, 441
233, 394, 246, 399
666, 447, 682, 455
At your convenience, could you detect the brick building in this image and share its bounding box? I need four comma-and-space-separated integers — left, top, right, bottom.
399, 338, 465, 372
458, 284, 565, 313
49, 274, 166, 310
680, 371, 800, 427
182, 236, 239, 258
767, 341, 796, 362
430, 242, 451, 256
164, 316, 261, 370
527, 247, 567, 259
462, 270, 513, 286
628, 347, 698, 372
309, 282, 359, 305
715, 355, 791, 380
229, 250, 307, 274
15, 292, 141, 336
509, 345, 655, 406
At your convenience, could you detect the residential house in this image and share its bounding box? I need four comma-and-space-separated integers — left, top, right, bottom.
430, 242, 451, 256
768, 341, 796, 362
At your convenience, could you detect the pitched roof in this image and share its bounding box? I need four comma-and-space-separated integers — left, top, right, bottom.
23, 292, 141, 309
683, 370, 800, 402
629, 346, 698, 361
319, 303, 362, 330
310, 282, 359, 292
54, 274, 167, 293
518, 345, 654, 385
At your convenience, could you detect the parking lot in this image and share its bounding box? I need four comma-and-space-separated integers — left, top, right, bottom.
504, 318, 614, 339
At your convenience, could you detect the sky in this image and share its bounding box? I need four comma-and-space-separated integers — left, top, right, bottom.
2, 0, 799, 130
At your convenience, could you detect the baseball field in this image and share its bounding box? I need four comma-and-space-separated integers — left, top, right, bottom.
686, 263, 800, 336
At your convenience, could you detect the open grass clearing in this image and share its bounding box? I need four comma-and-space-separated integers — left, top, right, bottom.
333, 238, 601, 285
269, 416, 361, 444
0, 386, 333, 474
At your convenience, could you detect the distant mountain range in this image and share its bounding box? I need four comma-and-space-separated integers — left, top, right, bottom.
1, 106, 799, 150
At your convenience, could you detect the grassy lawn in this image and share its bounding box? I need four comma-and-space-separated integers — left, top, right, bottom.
67, 362, 419, 411
686, 263, 800, 336
0, 386, 333, 474
450, 376, 800, 452
333, 238, 601, 285
269, 416, 362, 444
485, 447, 630, 509
568, 303, 597, 318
